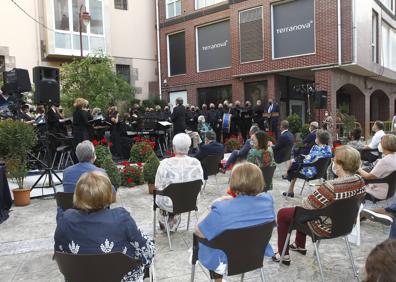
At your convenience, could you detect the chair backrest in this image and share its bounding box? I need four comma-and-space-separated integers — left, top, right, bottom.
294, 197, 362, 239
366, 171, 396, 199
53, 251, 138, 282
201, 155, 223, 177
162, 180, 202, 214
198, 221, 275, 276
261, 166, 276, 192
312, 157, 331, 180
56, 192, 74, 211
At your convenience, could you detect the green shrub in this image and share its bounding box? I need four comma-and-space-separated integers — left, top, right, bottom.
287, 114, 302, 135
130, 138, 155, 163
300, 124, 310, 140
224, 137, 242, 153
143, 153, 160, 184
94, 143, 121, 187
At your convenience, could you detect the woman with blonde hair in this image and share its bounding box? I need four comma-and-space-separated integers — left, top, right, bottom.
72, 98, 91, 148
194, 162, 275, 281
55, 172, 154, 281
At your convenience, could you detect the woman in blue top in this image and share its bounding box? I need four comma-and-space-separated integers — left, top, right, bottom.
194, 162, 276, 281
54, 172, 154, 282
283, 129, 333, 198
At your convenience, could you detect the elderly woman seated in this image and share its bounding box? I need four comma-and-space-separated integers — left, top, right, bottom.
347, 127, 365, 151
272, 146, 366, 265
54, 172, 154, 281
282, 129, 333, 198
358, 134, 396, 201
247, 130, 276, 190
195, 162, 275, 281
155, 133, 204, 231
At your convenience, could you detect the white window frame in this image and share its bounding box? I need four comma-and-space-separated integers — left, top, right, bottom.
195, 0, 226, 10
239, 6, 264, 64
372, 10, 379, 63
380, 0, 395, 14
52, 0, 106, 56
381, 21, 396, 71
166, 0, 181, 19
167, 30, 186, 77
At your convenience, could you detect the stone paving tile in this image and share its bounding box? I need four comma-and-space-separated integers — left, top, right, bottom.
0, 168, 393, 281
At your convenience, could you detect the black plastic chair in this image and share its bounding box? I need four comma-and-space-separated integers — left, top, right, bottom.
55, 192, 74, 211
261, 166, 276, 192
360, 148, 381, 163
53, 251, 152, 282
365, 171, 396, 203
191, 221, 275, 282
280, 197, 363, 282
296, 157, 331, 195
201, 155, 223, 192
153, 180, 203, 249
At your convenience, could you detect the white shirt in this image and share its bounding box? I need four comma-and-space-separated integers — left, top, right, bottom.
155, 155, 203, 212
368, 130, 385, 150
267, 104, 273, 113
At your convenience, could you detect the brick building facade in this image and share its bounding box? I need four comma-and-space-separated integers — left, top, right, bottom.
158, 0, 396, 137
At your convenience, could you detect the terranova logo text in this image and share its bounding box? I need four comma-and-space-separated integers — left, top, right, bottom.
276, 20, 314, 34
202, 40, 229, 51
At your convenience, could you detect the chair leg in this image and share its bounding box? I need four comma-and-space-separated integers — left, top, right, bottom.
345, 236, 359, 281
300, 180, 307, 195
240, 273, 245, 282
313, 241, 325, 282
153, 209, 157, 238
280, 232, 291, 264
260, 268, 265, 282
164, 214, 172, 249
187, 212, 191, 231
190, 264, 195, 282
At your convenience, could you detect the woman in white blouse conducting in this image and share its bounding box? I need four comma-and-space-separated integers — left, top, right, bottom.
155, 133, 204, 231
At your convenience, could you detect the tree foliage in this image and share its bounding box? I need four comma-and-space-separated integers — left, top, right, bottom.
60, 54, 135, 114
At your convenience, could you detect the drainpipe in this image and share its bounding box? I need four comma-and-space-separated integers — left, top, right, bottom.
155, 0, 162, 100
337, 0, 342, 66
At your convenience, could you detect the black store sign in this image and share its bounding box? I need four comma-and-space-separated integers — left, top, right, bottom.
272, 0, 315, 59
197, 20, 231, 72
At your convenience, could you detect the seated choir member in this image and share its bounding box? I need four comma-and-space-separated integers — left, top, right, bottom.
247, 131, 276, 190
358, 134, 396, 201
55, 172, 154, 281
221, 125, 260, 172
282, 129, 332, 198
364, 239, 396, 282
155, 133, 204, 231
195, 162, 275, 281
63, 140, 116, 192
272, 145, 366, 265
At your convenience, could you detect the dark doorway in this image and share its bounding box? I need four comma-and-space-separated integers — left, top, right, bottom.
197, 85, 232, 107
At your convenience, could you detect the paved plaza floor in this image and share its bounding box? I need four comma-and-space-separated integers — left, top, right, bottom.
0, 163, 392, 282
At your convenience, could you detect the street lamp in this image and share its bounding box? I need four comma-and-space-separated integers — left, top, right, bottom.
79, 5, 91, 58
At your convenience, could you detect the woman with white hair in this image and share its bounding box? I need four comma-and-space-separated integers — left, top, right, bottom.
155, 133, 204, 231
197, 115, 212, 142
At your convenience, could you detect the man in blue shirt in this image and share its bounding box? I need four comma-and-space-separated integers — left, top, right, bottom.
221, 125, 260, 172
62, 140, 114, 193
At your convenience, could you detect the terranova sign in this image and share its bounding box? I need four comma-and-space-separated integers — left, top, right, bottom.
272, 0, 315, 59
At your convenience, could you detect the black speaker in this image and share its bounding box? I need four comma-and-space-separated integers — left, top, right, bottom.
33, 66, 60, 105
2, 68, 32, 94
314, 91, 327, 109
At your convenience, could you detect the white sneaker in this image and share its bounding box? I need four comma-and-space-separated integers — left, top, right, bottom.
361, 209, 393, 226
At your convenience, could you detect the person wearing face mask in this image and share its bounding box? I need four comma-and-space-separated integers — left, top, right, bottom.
240, 101, 253, 142
272, 145, 366, 265
322, 110, 334, 131
358, 134, 396, 201
253, 99, 265, 130
266, 98, 280, 139
361, 120, 386, 163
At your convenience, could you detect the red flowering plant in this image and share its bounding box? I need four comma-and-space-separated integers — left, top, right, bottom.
120, 162, 144, 187
92, 139, 121, 188
129, 137, 156, 163
224, 135, 243, 153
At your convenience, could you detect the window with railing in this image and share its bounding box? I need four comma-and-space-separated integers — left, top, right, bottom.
195, 0, 226, 10
166, 0, 181, 19
116, 64, 131, 84
53, 0, 105, 56
114, 0, 127, 10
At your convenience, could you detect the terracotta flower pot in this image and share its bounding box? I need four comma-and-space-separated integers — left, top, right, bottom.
12, 188, 31, 206
148, 183, 155, 195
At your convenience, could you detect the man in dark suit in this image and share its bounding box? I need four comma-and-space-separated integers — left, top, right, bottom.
171, 97, 187, 135
195, 131, 224, 179
273, 120, 294, 164
266, 98, 280, 139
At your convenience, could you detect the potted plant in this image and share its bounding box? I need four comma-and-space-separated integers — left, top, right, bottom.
121, 162, 144, 188
224, 137, 242, 153
143, 153, 160, 194
130, 137, 156, 163
287, 114, 302, 135
0, 120, 37, 206
93, 140, 121, 188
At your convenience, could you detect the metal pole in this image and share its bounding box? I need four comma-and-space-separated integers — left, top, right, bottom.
79, 4, 84, 58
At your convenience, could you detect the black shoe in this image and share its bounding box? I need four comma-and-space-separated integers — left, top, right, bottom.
282, 192, 294, 198
282, 175, 288, 180
272, 253, 291, 266
289, 243, 307, 255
